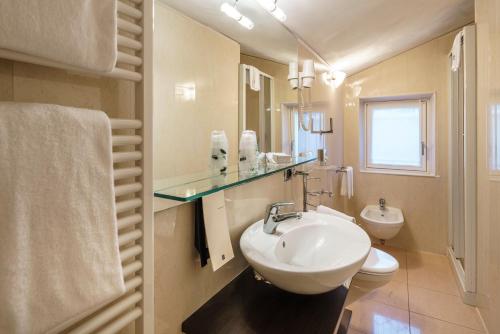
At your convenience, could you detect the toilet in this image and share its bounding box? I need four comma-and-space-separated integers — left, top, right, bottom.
315, 206, 399, 304
346, 247, 399, 305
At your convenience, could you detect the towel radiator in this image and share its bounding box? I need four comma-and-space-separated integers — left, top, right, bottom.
0, 0, 146, 82
0, 0, 154, 333
60, 119, 149, 334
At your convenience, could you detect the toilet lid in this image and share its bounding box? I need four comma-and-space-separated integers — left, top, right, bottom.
359, 248, 399, 274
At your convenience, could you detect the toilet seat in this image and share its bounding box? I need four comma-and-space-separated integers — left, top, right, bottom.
358, 247, 398, 275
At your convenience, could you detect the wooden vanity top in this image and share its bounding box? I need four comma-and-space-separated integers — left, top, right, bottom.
182, 267, 351, 334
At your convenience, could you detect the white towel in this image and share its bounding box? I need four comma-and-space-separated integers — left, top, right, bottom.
0, 102, 125, 334
340, 166, 354, 199
0, 0, 117, 73
248, 66, 261, 91
316, 205, 356, 223
451, 31, 464, 72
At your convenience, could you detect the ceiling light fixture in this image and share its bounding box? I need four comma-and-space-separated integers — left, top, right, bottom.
256, 0, 287, 22
220, 2, 255, 30
323, 70, 346, 88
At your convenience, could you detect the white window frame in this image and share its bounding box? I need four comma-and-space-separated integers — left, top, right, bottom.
359, 93, 436, 177
489, 103, 500, 179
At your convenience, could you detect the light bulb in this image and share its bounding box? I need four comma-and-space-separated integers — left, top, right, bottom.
323, 70, 346, 88
238, 16, 255, 30
256, 0, 287, 22
332, 71, 346, 87
271, 7, 286, 22
220, 2, 242, 21
221, 2, 254, 30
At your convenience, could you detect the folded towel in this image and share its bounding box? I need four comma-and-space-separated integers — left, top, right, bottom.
265, 152, 292, 164
317, 205, 356, 223
0, 0, 117, 73
451, 31, 464, 72
0, 102, 125, 334
248, 65, 261, 91
340, 166, 354, 199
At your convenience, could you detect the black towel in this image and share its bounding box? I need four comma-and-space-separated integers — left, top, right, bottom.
194, 198, 210, 267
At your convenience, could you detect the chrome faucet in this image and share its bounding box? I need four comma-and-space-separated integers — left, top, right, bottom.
263, 202, 302, 234
379, 198, 386, 210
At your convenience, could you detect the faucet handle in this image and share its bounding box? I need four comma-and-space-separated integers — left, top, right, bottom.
379, 198, 386, 209
267, 202, 295, 215
270, 202, 295, 210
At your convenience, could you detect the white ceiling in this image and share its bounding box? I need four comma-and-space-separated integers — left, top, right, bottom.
279, 0, 474, 74
157, 0, 298, 64
157, 0, 474, 74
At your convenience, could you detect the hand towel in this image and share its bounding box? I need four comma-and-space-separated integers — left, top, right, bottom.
340, 166, 354, 199
451, 31, 464, 72
249, 66, 261, 91
0, 102, 125, 334
316, 205, 356, 223
0, 0, 117, 73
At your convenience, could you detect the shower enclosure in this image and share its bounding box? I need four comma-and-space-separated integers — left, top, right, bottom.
239, 64, 275, 152
448, 25, 476, 304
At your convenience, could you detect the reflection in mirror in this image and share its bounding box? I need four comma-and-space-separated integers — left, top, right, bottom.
153, 0, 300, 188
239, 65, 274, 151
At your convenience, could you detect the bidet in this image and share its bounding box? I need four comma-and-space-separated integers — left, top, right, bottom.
360, 205, 404, 241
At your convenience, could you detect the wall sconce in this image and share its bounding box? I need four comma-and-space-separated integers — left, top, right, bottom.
288, 59, 316, 131
322, 70, 346, 88
301, 59, 315, 88
288, 62, 299, 89
288, 59, 315, 90
175, 83, 196, 101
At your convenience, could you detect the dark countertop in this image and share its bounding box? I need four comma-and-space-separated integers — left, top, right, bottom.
182, 267, 351, 334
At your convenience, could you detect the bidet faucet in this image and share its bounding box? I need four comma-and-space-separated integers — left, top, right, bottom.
379, 198, 386, 210
263, 202, 302, 234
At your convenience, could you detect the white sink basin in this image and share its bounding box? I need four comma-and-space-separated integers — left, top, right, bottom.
360, 205, 404, 240
240, 211, 371, 294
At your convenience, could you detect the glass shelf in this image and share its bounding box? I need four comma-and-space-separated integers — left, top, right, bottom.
154, 157, 316, 202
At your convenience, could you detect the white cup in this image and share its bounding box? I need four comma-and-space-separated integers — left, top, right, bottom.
210, 130, 228, 174
239, 130, 258, 173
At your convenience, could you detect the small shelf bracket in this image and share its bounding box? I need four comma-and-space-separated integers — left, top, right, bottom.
311, 117, 333, 135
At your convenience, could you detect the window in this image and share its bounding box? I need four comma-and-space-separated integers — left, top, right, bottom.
281, 103, 325, 157
489, 103, 500, 174
293, 111, 325, 157
360, 95, 435, 176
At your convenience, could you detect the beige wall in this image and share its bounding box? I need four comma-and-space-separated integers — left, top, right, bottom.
475, 0, 500, 331
154, 174, 302, 333
342, 31, 457, 254
153, 3, 240, 181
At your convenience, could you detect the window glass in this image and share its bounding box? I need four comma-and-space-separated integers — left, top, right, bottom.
294, 112, 325, 157
363, 99, 427, 173
367, 104, 422, 167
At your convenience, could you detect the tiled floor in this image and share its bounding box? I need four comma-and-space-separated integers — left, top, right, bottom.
346, 245, 484, 334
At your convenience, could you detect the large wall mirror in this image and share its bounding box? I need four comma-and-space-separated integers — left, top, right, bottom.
153, 0, 335, 188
